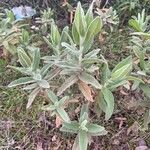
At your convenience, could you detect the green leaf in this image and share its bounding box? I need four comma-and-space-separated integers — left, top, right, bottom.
60, 121, 79, 133
108, 79, 127, 90
83, 17, 102, 52
85, 16, 102, 42
26, 87, 40, 108
112, 56, 132, 73
60, 26, 69, 44
21, 29, 30, 45
59, 96, 69, 106
43, 36, 53, 49
82, 58, 102, 65
79, 130, 88, 150
111, 56, 132, 79
79, 112, 88, 124
132, 32, 150, 39
140, 84, 150, 98
102, 62, 111, 84
8, 77, 35, 87
61, 42, 79, 56
73, 2, 86, 37
45, 68, 61, 82
126, 76, 144, 83
143, 109, 150, 130
57, 75, 78, 96
101, 87, 114, 120
23, 83, 38, 90
87, 123, 105, 135
96, 91, 107, 114
47, 90, 58, 103
51, 21, 61, 46
57, 108, 70, 123
17, 48, 31, 68
41, 104, 56, 111
8, 66, 31, 75
84, 49, 100, 59
32, 48, 40, 71
85, 1, 94, 26
78, 72, 101, 89
129, 19, 143, 32
80, 104, 88, 118
37, 79, 50, 89
40, 64, 52, 77
72, 22, 80, 45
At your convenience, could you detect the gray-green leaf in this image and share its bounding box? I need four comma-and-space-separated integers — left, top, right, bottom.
101, 87, 114, 120
79, 130, 88, 150
8, 77, 35, 87
26, 87, 40, 108
57, 75, 78, 96
78, 72, 101, 89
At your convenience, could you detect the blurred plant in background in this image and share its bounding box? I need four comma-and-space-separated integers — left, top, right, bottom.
129, 9, 150, 130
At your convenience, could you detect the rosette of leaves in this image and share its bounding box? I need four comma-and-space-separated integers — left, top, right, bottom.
60, 104, 107, 150
0, 9, 23, 56
96, 56, 136, 120
129, 9, 150, 74
19, 29, 32, 48
41, 90, 70, 123
129, 10, 150, 130
48, 2, 103, 98
96, 7, 119, 31
129, 36, 150, 74
113, 0, 141, 20
8, 47, 54, 108
42, 20, 69, 65
129, 9, 150, 33
35, 8, 53, 34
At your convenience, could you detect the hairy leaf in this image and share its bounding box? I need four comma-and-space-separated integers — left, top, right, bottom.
79, 131, 88, 150
78, 72, 101, 89
37, 79, 50, 89
32, 48, 40, 71
47, 89, 58, 103
87, 123, 105, 135
60, 121, 79, 133
57, 75, 78, 96
57, 108, 70, 123
8, 77, 35, 87
140, 84, 150, 98
26, 88, 40, 108
101, 87, 114, 120
17, 48, 31, 68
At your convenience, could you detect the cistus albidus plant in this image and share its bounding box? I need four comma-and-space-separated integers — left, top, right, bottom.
7, 1, 139, 149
